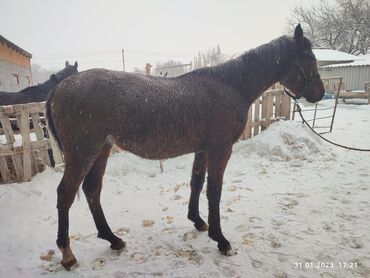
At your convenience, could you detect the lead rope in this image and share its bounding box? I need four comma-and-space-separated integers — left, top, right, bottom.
283, 87, 370, 152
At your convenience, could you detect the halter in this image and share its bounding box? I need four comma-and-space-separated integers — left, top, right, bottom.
281, 58, 317, 100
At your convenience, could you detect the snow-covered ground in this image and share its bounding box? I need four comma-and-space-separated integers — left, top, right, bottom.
0, 100, 369, 278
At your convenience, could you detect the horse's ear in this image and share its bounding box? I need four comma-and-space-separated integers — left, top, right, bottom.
74, 61, 78, 68
65, 61, 70, 67
294, 24, 303, 41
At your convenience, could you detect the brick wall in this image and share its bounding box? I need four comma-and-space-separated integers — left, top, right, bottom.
0, 60, 32, 92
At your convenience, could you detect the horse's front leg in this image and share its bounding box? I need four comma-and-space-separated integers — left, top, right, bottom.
206, 146, 236, 256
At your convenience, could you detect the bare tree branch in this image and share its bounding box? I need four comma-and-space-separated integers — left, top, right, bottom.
287, 0, 370, 54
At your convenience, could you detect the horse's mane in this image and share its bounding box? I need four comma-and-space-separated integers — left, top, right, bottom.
190, 36, 298, 87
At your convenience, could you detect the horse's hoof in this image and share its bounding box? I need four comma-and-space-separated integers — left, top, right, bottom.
110, 239, 126, 251
61, 257, 77, 270
219, 245, 237, 256
195, 222, 208, 232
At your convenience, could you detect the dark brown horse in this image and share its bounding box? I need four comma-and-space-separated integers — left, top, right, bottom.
46, 24, 324, 269
0, 61, 78, 105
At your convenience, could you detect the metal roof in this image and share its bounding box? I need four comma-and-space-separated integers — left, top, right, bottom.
0, 35, 32, 58
312, 48, 357, 62
321, 55, 370, 68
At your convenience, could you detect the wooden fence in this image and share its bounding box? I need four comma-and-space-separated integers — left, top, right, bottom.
240, 89, 291, 139
337, 82, 370, 104
0, 102, 62, 184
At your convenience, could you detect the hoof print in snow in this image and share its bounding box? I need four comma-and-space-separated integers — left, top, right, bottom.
162, 216, 174, 224
143, 219, 155, 227
90, 258, 105, 270
174, 249, 204, 264
251, 258, 263, 268
267, 234, 281, 248
115, 227, 130, 236
349, 238, 363, 249
183, 230, 197, 241
130, 252, 148, 263
40, 249, 55, 261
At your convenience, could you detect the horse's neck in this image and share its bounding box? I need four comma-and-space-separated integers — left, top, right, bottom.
40, 77, 58, 93
238, 37, 294, 103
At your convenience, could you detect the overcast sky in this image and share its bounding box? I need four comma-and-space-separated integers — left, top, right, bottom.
1, 0, 314, 72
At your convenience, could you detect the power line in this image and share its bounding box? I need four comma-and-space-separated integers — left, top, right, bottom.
33, 48, 195, 59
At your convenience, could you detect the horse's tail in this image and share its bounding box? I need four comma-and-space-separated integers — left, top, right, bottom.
46, 88, 63, 152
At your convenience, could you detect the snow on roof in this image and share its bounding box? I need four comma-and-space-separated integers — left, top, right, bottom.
312, 48, 357, 62
321, 54, 370, 68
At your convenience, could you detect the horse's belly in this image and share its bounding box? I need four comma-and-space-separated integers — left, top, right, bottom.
116, 138, 199, 160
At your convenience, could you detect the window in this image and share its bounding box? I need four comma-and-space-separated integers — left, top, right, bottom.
13, 74, 19, 85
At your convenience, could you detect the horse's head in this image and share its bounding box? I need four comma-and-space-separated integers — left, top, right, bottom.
281, 24, 325, 103
52, 61, 78, 83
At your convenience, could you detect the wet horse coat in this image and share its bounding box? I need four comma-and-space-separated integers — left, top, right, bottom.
46, 25, 325, 269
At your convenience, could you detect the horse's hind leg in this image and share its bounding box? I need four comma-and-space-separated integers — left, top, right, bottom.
82, 139, 125, 250
56, 162, 94, 269
187, 151, 208, 231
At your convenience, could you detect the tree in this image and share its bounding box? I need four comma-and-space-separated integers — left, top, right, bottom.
154, 60, 190, 77
193, 44, 227, 69
31, 63, 56, 84
287, 0, 370, 55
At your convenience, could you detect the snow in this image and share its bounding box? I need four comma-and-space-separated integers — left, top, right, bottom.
313, 49, 358, 63
1, 101, 370, 277
322, 59, 370, 68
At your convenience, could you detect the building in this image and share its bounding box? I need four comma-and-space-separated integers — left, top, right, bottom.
0, 35, 32, 92
313, 48, 358, 68
319, 55, 370, 91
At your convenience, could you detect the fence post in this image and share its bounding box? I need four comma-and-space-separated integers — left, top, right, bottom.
254, 98, 260, 136
19, 104, 32, 182
243, 106, 253, 139
365, 82, 370, 105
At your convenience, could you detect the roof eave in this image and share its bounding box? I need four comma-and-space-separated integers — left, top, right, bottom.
0, 35, 32, 59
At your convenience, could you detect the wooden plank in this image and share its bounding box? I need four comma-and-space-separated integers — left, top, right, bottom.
275, 94, 282, 118
241, 106, 252, 140
338, 91, 369, 99
0, 105, 14, 115
0, 116, 15, 144
31, 113, 49, 166
265, 93, 273, 128
254, 98, 260, 136
11, 154, 23, 181
282, 94, 291, 120
365, 82, 370, 105
19, 105, 32, 182
261, 93, 273, 130
0, 156, 11, 183
0, 102, 46, 117
0, 145, 22, 156
47, 127, 63, 165
30, 113, 44, 139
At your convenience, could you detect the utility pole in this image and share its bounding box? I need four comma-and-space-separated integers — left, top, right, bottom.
145, 63, 152, 75
121, 49, 125, 72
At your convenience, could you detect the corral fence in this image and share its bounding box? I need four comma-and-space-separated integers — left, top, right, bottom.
0, 102, 62, 184
240, 89, 291, 139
